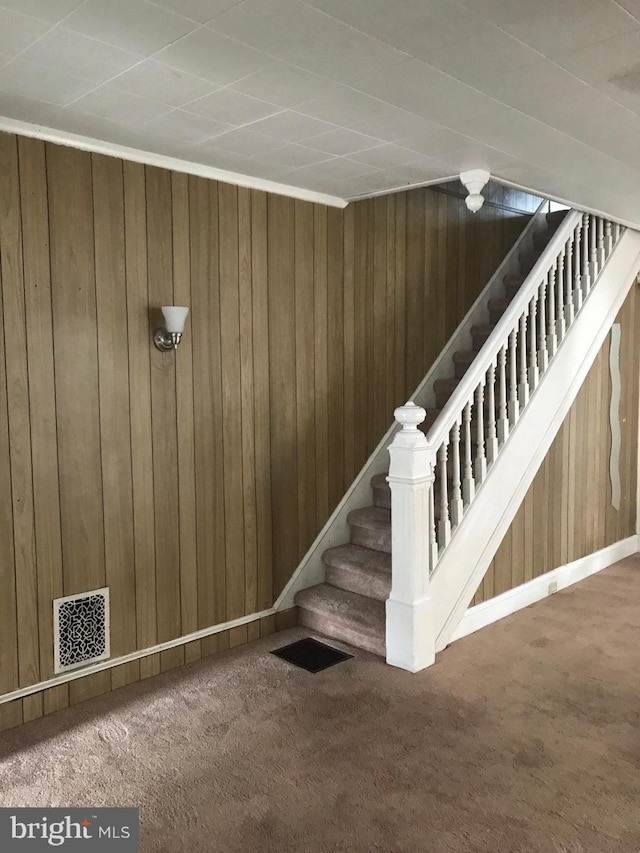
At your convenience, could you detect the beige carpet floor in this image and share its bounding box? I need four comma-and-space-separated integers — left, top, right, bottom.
1, 556, 640, 853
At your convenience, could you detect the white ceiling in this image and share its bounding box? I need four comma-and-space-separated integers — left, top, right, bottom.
2, 0, 640, 222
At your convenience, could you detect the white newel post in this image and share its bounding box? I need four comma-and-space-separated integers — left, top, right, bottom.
386, 401, 436, 673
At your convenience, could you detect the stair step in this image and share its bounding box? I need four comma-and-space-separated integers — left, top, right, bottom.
546, 209, 568, 225
488, 296, 510, 324
433, 376, 461, 408
519, 249, 542, 272
347, 506, 391, 553
295, 583, 385, 657
323, 543, 391, 601
471, 322, 495, 349
453, 349, 479, 379
371, 472, 391, 508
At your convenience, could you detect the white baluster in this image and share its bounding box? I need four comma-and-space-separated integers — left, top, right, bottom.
498, 344, 509, 443
613, 221, 621, 243
462, 400, 475, 505
517, 316, 528, 411
581, 212, 591, 294
450, 420, 464, 527
475, 381, 487, 485
597, 217, 605, 268
556, 250, 566, 342
528, 294, 539, 391
386, 402, 435, 672
547, 260, 557, 357
486, 363, 498, 464
438, 442, 451, 547
573, 220, 583, 313
565, 232, 575, 326
509, 328, 520, 422
538, 279, 548, 374
589, 214, 598, 281
604, 220, 612, 255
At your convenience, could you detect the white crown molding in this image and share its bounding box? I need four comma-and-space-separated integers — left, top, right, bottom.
450, 535, 638, 645
0, 115, 348, 209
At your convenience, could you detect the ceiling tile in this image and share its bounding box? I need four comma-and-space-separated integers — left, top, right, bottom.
259, 143, 331, 168
0, 58, 96, 105
21, 26, 144, 84
69, 86, 170, 125
210, 0, 409, 84
199, 127, 283, 156
209, 0, 333, 55
616, 0, 640, 21
346, 143, 421, 169
305, 0, 490, 56
0, 7, 51, 59
246, 110, 336, 141
385, 157, 457, 185
459, 0, 566, 26
502, 0, 639, 58
156, 27, 274, 84
554, 30, 640, 86
149, 0, 245, 25
229, 63, 345, 108
297, 88, 393, 125
347, 109, 445, 142
281, 157, 380, 183
64, 0, 197, 54
182, 88, 281, 125
143, 108, 232, 143
0, 90, 56, 124
304, 127, 381, 155
194, 145, 257, 172
108, 60, 219, 107
0, 0, 86, 24
355, 59, 500, 128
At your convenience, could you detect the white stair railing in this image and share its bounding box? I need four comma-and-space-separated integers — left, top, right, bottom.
387, 211, 624, 672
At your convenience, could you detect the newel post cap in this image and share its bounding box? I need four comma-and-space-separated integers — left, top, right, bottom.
394, 401, 426, 431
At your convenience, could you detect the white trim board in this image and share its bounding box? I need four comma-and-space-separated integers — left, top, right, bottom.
0, 116, 347, 210
449, 535, 638, 645
0, 606, 276, 707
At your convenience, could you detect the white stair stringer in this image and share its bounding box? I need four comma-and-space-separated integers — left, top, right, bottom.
431, 226, 640, 654
276, 199, 551, 610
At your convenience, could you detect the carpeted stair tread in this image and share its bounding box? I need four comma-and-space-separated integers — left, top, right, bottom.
296, 583, 385, 656
546, 208, 568, 224
323, 543, 391, 601
453, 349, 480, 378
348, 505, 391, 553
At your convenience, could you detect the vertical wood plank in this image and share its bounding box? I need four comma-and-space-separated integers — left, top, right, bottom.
314, 204, 329, 524
343, 204, 356, 482
172, 171, 198, 637
18, 137, 63, 685
238, 187, 258, 616
47, 144, 106, 594
327, 206, 344, 507
190, 176, 225, 629
146, 167, 181, 661
219, 182, 245, 621
251, 191, 273, 610
269, 195, 298, 595
0, 134, 39, 691
123, 161, 159, 680
93, 154, 137, 664
294, 200, 317, 558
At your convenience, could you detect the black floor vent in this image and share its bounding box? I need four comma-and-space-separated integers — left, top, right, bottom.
271, 637, 353, 672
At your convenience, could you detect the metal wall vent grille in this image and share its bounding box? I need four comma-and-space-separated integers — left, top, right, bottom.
53, 587, 110, 674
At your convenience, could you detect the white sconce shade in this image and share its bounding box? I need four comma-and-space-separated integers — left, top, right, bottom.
154, 305, 189, 351
161, 305, 189, 334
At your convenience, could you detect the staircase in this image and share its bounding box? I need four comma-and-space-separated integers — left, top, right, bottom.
296, 209, 568, 656
284, 203, 640, 671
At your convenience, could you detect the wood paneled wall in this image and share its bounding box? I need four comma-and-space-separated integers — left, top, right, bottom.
474, 284, 640, 605
0, 131, 536, 729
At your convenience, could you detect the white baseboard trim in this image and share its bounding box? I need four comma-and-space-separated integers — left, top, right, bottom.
0, 606, 277, 707
449, 535, 639, 645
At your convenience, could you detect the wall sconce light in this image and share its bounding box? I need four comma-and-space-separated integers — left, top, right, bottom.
154, 306, 189, 351
460, 169, 490, 213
